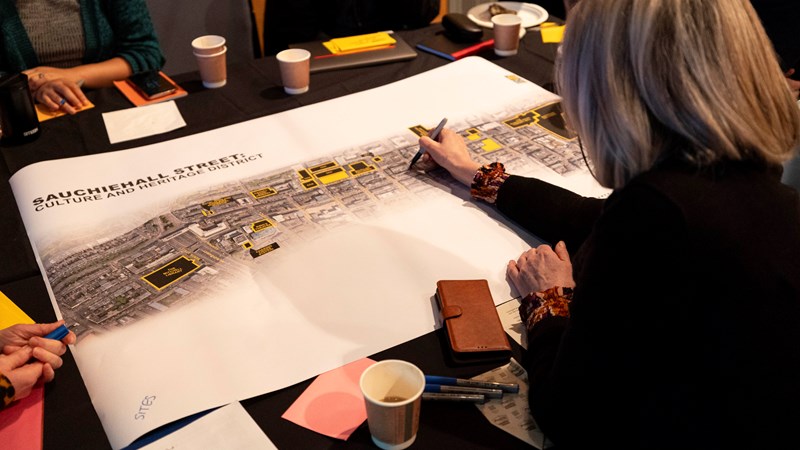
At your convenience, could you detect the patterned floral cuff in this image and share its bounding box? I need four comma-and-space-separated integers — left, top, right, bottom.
470, 162, 510, 204
518, 286, 574, 332
0, 373, 15, 410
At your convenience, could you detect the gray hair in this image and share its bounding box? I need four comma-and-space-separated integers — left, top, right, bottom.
557, 0, 800, 189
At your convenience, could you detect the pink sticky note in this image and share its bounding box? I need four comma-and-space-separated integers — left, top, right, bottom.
0, 383, 44, 450
282, 358, 376, 440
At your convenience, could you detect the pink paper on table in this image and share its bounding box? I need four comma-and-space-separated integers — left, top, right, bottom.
0, 385, 44, 450
0, 290, 43, 450
282, 358, 376, 440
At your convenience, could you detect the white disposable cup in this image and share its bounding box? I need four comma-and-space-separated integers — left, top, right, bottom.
276, 49, 311, 95
492, 14, 522, 56
193, 46, 227, 88
191, 35, 226, 56
360, 360, 424, 450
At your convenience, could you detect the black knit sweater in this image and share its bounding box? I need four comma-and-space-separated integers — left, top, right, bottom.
497, 160, 800, 449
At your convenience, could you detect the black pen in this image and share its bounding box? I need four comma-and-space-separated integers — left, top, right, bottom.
424, 383, 504, 399
422, 392, 487, 403
408, 117, 447, 169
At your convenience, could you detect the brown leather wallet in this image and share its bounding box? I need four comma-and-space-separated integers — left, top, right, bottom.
435, 279, 512, 364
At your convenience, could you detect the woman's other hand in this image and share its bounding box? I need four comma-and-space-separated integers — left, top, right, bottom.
0, 348, 51, 403
23, 68, 88, 114
507, 241, 575, 296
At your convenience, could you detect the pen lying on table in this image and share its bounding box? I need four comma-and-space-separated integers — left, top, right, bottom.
422, 392, 487, 403
425, 375, 520, 393
424, 383, 504, 399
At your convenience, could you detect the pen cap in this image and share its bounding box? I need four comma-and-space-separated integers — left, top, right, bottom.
360, 360, 424, 450
0, 73, 40, 145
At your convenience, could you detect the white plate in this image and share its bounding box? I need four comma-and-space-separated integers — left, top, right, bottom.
467, 2, 549, 28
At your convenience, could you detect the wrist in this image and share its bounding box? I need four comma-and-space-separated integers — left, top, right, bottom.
519, 286, 574, 332
449, 160, 482, 186
63, 67, 87, 86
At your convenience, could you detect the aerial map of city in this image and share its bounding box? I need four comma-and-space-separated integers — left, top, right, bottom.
42, 102, 587, 341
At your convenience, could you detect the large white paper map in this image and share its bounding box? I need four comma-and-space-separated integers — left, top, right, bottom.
10, 57, 607, 448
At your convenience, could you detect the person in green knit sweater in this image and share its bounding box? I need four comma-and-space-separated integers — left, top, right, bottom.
0, 0, 164, 114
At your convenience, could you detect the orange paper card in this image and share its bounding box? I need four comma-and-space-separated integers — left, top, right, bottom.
113, 72, 188, 107
36, 100, 95, 122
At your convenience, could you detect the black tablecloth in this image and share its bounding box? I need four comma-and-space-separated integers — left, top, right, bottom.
0, 25, 559, 449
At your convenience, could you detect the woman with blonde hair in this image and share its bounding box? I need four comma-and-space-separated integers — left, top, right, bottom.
418, 0, 800, 447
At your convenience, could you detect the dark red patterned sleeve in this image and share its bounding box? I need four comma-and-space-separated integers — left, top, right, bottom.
519, 286, 574, 333
470, 162, 510, 204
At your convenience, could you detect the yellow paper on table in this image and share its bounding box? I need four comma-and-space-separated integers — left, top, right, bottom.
0, 290, 34, 326
540, 22, 565, 44
0, 290, 44, 450
323, 32, 396, 54
35, 100, 95, 122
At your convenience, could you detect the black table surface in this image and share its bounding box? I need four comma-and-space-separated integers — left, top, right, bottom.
0, 25, 560, 449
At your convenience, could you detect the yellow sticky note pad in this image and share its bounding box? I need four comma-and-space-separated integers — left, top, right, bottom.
36, 100, 95, 122
0, 291, 34, 328
324, 32, 396, 54
540, 23, 566, 44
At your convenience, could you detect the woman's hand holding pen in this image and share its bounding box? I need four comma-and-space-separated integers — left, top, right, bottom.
418, 128, 482, 186
0, 322, 76, 402
1, 322, 75, 366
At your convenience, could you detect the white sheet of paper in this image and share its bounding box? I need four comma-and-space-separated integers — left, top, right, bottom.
10, 57, 609, 449
102, 100, 186, 144
497, 299, 526, 349
139, 402, 277, 450
473, 359, 552, 449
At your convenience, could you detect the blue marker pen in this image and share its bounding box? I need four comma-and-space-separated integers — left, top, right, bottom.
44, 324, 69, 341
425, 375, 520, 393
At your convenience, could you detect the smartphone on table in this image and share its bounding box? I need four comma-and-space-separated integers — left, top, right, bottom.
126, 71, 176, 100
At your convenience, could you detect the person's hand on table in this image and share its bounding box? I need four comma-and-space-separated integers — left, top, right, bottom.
507, 241, 575, 296
418, 128, 482, 186
23, 67, 88, 114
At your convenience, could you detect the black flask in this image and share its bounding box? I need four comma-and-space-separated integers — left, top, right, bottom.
0, 73, 41, 145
